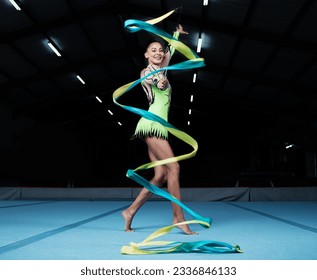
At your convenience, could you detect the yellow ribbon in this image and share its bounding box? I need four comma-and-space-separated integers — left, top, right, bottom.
113, 9, 242, 255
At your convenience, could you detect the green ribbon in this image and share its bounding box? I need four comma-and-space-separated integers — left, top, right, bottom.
113, 9, 242, 255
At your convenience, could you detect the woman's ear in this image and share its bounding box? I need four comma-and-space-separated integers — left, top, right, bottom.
144, 52, 149, 59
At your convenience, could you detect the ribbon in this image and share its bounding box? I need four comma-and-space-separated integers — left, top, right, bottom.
113, 9, 242, 255
121, 220, 242, 255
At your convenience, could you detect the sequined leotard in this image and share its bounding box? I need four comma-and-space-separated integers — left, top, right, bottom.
132, 32, 179, 140
133, 76, 171, 140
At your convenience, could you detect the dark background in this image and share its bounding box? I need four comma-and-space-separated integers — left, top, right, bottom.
1, 0, 317, 188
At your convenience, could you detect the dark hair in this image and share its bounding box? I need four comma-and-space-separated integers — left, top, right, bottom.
144, 37, 166, 52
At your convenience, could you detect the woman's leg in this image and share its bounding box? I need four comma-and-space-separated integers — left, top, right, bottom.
122, 141, 168, 232
144, 137, 197, 235
122, 188, 152, 232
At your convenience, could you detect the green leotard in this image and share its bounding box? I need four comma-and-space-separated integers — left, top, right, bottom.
133, 84, 171, 139
132, 31, 179, 140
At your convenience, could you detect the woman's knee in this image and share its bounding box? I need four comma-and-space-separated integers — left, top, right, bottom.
168, 162, 180, 176
153, 169, 167, 186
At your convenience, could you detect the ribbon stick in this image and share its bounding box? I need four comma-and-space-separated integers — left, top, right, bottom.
113, 8, 242, 255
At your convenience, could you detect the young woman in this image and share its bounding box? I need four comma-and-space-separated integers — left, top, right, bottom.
122, 24, 197, 235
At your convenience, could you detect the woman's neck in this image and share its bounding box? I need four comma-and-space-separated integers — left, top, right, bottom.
149, 64, 160, 70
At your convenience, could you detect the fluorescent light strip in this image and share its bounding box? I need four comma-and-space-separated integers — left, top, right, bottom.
193, 73, 197, 83
203, 0, 209, 6
108, 110, 113, 115
190, 95, 194, 102
95, 96, 102, 103
117, 121, 122, 126
47, 42, 61, 57
188, 109, 192, 115
9, 0, 21, 11
197, 37, 202, 53
76, 75, 85, 84
187, 120, 191, 126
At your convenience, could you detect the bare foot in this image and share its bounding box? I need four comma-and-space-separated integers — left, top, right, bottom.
122, 209, 134, 232
173, 220, 198, 235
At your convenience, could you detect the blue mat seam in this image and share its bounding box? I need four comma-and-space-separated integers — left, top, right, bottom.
0, 201, 57, 209
226, 202, 317, 234
0, 205, 128, 255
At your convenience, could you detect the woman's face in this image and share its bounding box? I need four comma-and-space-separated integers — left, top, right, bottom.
144, 42, 165, 66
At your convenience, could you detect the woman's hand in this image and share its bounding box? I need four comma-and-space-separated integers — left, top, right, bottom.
157, 77, 168, 90
176, 24, 188, 35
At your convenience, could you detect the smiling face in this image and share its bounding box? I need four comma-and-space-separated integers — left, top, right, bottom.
144, 42, 165, 66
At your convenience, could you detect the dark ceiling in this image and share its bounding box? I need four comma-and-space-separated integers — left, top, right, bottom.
1, 0, 317, 187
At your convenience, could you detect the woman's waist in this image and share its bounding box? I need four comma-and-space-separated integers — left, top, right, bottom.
147, 106, 169, 119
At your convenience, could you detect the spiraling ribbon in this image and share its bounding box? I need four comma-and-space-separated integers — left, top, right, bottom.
113, 8, 242, 255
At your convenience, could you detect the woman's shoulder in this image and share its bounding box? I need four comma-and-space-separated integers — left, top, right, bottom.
140, 66, 151, 78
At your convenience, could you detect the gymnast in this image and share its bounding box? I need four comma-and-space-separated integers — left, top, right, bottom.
121, 24, 197, 235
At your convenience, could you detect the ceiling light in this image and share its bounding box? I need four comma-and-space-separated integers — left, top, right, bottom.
203, 0, 209, 6
117, 121, 122, 126
95, 96, 102, 103
193, 73, 197, 83
9, 0, 21, 11
188, 109, 192, 115
76, 75, 85, 84
187, 120, 191, 126
285, 144, 294, 149
190, 95, 194, 102
197, 37, 202, 53
108, 110, 113, 115
47, 41, 61, 57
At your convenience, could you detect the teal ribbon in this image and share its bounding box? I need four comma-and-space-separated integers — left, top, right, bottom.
113, 9, 242, 255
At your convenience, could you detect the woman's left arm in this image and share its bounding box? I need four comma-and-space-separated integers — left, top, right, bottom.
160, 24, 188, 68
